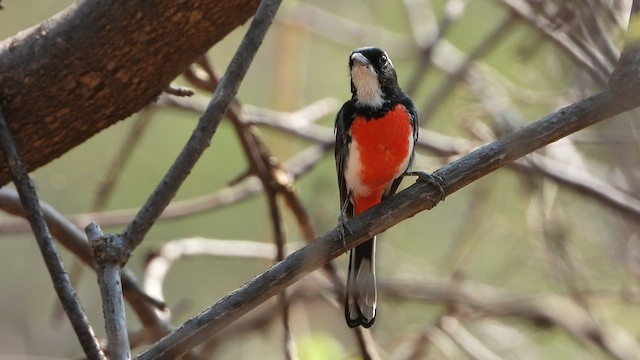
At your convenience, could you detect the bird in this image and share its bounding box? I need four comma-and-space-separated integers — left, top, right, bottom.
334, 46, 442, 328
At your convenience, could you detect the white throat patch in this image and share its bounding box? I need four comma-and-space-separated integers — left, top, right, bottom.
351, 64, 384, 108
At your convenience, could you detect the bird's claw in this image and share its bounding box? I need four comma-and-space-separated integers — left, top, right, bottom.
405, 171, 446, 201
337, 212, 353, 248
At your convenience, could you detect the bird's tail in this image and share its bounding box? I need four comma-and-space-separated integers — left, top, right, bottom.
345, 236, 377, 328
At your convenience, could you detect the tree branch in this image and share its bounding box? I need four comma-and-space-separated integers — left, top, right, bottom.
0, 107, 105, 359
120, 0, 283, 251
0, 0, 260, 185
0, 143, 330, 233
87, 222, 130, 360
136, 83, 640, 358
0, 189, 180, 347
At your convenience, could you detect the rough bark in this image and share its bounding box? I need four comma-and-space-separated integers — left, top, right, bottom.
0, 0, 260, 185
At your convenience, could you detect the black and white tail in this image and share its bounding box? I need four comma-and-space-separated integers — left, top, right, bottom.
345, 236, 377, 328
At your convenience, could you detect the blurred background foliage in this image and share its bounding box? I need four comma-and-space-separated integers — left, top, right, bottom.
1, 0, 640, 359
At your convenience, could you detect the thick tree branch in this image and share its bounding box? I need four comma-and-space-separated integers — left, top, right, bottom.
136, 85, 639, 359
0, 0, 260, 185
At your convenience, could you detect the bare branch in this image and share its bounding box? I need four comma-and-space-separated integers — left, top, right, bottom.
0, 189, 182, 347
87, 222, 130, 360
163, 85, 195, 98
137, 83, 640, 359
0, 142, 330, 233
120, 0, 283, 251
0, 107, 105, 360
144, 238, 283, 302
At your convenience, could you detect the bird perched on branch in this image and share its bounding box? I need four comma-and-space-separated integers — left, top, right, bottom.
334, 46, 442, 328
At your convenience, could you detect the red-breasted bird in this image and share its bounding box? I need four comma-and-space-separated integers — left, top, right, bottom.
335, 47, 443, 328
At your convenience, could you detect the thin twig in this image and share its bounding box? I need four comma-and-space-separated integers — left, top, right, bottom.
164, 84, 195, 97
0, 85, 332, 235
144, 238, 287, 301
405, 329, 433, 360
268, 192, 297, 360
0, 143, 330, 233
0, 107, 106, 360
186, 57, 377, 358
120, 0, 283, 251
610, 0, 640, 90
189, 56, 300, 359
87, 222, 131, 360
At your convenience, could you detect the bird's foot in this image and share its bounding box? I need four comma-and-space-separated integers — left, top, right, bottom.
404, 171, 446, 201
337, 211, 353, 248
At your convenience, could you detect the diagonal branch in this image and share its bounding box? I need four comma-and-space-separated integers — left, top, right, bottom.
120, 0, 283, 251
136, 83, 640, 359
0, 107, 105, 359
243, 103, 640, 223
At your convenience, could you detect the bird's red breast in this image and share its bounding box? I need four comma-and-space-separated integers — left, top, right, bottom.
348, 103, 413, 215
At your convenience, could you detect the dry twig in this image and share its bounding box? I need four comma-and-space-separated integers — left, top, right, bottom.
0, 108, 105, 359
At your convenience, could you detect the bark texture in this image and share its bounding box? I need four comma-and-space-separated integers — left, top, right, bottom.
0, 0, 260, 185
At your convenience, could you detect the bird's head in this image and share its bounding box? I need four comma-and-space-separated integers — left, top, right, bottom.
349, 47, 399, 109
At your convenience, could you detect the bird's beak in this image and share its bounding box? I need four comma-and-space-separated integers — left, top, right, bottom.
350, 52, 370, 67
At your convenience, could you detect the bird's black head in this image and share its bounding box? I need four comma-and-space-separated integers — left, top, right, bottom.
348, 47, 400, 108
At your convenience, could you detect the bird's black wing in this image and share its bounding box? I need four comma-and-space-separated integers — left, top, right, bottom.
401, 93, 420, 164
335, 100, 355, 218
